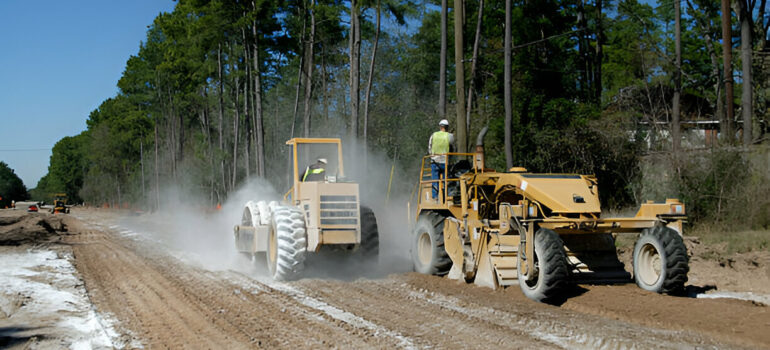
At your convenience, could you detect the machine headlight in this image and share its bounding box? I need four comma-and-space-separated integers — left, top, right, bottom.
670, 204, 684, 214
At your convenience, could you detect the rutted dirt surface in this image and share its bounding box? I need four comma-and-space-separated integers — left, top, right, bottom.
3, 208, 770, 349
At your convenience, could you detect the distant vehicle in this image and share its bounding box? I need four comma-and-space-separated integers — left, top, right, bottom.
27, 205, 38, 213
50, 193, 70, 214
51, 199, 69, 214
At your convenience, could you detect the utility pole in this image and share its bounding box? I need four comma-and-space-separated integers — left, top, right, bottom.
721, 0, 734, 142
439, 0, 447, 118
504, 0, 513, 168
672, 0, 682, 155
453, 0, 467, 152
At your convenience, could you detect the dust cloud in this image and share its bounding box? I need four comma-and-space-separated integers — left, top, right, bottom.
116, 139, 420, 281
118, 178, 280, 275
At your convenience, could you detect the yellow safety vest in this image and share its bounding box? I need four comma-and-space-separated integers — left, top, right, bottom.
431, 131, 450, 155
303, 167, 325, 181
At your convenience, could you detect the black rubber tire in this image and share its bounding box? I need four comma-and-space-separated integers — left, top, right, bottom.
266, 206, 307, 281
518, 228, 570, 303
411, 212, 452, 275
633, 226, 689, 294
359, 206, 380, 258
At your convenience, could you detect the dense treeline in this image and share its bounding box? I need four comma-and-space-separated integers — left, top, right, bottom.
0, 162, 28, 208
33, 0, 769, 221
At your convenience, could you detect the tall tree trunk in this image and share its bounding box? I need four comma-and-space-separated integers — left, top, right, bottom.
594, 0, 603, 103
242, 25, 251, 179
687, 0, 724, 132
217, 43, 227, 191
140, 132, 145, 208
672, 0, 681, 155
232, 73, 241, 189
721, 0, 734, 142
504, 0, 513, 168
363, 0, 381, 160
439, 0, 448, 118
291, 55, 304, 139
303, 0, 316, 138
200, 87, 215, 204
154, 119, 160, 210
349, 0, 361, 138
578, 0, 588, 99
739, 0, 752, 145
465, 0, 483, 136
758, 0, 768, 50
453, 0, 467, 152
252, 11, 265, 177
322, 46, 330, 121
291, 13, 307, 139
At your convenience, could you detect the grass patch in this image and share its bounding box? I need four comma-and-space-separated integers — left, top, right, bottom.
688, 225, 770, 256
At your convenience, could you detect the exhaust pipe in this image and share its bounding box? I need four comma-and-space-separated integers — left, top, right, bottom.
474, 126, 488, 171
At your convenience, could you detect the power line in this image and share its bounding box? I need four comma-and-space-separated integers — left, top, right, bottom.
0, 148, 50, 152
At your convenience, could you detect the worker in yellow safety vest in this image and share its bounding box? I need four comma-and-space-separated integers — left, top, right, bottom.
428, 119, 456, 199
302, 158, 327, 182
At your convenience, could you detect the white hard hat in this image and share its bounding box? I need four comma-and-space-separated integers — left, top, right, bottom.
439, 119, 449, 126
317, 158, 327, 164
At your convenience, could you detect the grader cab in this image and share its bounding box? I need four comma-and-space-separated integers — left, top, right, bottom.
233, 138, 379, 280
411, 129, 689, 303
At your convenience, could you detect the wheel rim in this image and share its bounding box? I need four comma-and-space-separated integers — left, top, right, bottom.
267, 225, 277, 273
417, 231, 432, 266
638, 243, 662, 286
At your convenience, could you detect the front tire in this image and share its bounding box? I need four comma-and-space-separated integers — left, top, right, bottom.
411, 212, 451, 275
633, 226, 689, 294
359, 206, 380, 258
266, 206, 307, 281
518, 228, 570, 303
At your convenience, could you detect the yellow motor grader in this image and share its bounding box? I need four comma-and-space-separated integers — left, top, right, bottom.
411, 129, 688, 303
233, 138, 379, 280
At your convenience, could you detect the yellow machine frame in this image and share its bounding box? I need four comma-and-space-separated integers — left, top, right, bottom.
415, 151, 686, 290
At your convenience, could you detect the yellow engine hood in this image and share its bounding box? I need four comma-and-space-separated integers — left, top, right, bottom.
513, 174, 601, 214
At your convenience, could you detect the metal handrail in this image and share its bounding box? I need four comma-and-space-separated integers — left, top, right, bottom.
418, 153, 478, 205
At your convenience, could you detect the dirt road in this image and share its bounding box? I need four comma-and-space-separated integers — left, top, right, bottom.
2, 209, 769, 349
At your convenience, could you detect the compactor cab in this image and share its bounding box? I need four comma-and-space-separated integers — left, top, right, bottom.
233, 138, 379, 280
412, 130, 689, 303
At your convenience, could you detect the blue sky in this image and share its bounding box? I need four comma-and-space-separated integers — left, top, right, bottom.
0, 0, 176, 189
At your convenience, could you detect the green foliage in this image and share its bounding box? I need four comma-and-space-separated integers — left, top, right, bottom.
0, 161, 28, 207
41, 134, 89, 203
641, 147, 770, 229
32, 0, 768, 217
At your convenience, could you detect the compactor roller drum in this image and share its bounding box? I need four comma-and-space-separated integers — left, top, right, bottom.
267, 206, 307, 281
412, 212, 452, 275
518, 228, 571, 303
359, 206, 380, 258
633, 226, 689, 294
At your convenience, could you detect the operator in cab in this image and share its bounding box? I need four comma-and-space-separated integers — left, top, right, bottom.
428, 119, 456, 199
302, 158, 327, 182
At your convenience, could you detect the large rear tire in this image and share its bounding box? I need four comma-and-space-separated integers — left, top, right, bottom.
518, 228, 570, 303
633, 226, 689, 294
359, 206, 380, 258
412, 212, 451, 275
266, 206, 307, 281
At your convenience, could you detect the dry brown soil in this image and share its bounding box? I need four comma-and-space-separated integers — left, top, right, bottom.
2, 208, 769, 349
